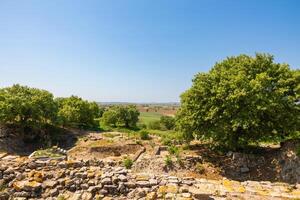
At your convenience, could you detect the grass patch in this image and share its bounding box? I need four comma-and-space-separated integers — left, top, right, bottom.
148, 130, 184, 145
103, 132, 119, 138
33, 148, 62, 158
89, 139, 113, 147
139, 112, 162, 126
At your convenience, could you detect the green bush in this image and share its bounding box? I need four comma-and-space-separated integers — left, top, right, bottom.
139, 130, 150, 140
138, 123, 147, 129
123, 157, 133, 169
136, 140, 142, 145
297, 145, 300, 157
168, 145, 180, 157
164, 155, 173, 167
160, 116, 175, 130
147, 120, 161, 130
162, 138, 172, 146
195, 163, 205, 174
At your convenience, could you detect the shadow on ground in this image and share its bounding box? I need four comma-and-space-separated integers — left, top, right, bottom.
188, 142, 298, 184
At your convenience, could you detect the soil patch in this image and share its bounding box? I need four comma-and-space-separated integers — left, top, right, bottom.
90, 144, 141, 158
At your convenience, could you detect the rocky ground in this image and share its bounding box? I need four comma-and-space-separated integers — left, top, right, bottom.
0, 132, 299, 200
0, 154, 299, 200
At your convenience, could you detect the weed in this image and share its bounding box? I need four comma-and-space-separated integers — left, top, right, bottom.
164, 155, 173, 167
0, 183, 7, 192
103, 132, 118, 138
168, 145, 180, 156
139, 130, 150, 140
162, 138, 172, 146
182, 144, 190, 150
195, 163, 205, 174
57, 195, 66, 200
149, 141, 156, 148
123, 157, 133, 169
136, 140, 142, 145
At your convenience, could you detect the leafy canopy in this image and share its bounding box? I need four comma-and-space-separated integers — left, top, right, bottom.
176, 53, 300, 149
101, 105, 140, 128
0, 84, 57, 128
160, 116, 175, 130
56, 96, 100, 129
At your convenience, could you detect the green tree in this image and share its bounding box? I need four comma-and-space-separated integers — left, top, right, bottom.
0, 84, 58, 139
160, 116, 175, 130
56, 96, 100, 129
101, 105, 140, 128
101, 107, 118, 127
176, 53, 300, 149
125, 105, 140, 128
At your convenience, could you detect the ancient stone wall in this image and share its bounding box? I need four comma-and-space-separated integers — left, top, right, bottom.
0, 157, 299, 200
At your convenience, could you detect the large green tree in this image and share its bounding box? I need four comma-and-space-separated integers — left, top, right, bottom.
176, 53, 300, 149
101, 105, 140, 128
56, 96, 100, 129
0, 84, 58, 128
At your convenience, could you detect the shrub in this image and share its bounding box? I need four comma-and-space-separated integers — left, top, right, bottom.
147, 120, 161, 130
164, 155, 173, 167
177, 53, 300, 149
0, 182, 7, 192
195, 163, 205, 174
160, 116, 175, 130
162, 138, 172, 146
57, 195, 66, 200
138, 123, 147, 129
136, 140, 142, 145
139, 130, 150, 140
123, 157, 133, 169
297, 145, 300, 157
168, 145, 180, 157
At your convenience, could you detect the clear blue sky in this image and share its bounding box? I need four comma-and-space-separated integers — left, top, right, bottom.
0, 0, 299, 102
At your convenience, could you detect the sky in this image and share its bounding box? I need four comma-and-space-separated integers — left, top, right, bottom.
0, 0, 299, 103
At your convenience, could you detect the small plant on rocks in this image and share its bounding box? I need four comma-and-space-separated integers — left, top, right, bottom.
168, 145, 180, 157
195, 163, 205, 174
57, 195, 66, 200
165, 155, 173, 167
0, 183, 7, 192
162, 138, 172, 146
123, 157, 133, 169
136, 140, 142, 145
139, 130, 150, 140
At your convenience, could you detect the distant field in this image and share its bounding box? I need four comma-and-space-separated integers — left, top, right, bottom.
139, 112, 162, 125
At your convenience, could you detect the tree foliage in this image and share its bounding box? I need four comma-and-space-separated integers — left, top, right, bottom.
0, 84, 57, 128
176, 53, 300, 149
160, 116, 175, 130
101, 105, 140, 128
56, 96, 100, 129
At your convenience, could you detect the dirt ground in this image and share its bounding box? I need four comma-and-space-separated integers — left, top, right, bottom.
68, 132, 143, 162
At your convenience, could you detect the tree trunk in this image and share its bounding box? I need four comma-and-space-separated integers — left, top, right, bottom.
230, 128, 242, 151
